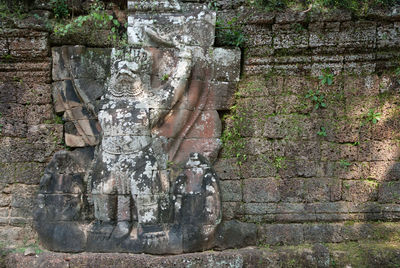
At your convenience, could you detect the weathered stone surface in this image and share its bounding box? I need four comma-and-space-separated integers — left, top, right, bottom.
215, 220, 257, 249
243, 178, 280, 203
258, 224, 304, 246
220, 180, 242, 202
378, 181, 400, 203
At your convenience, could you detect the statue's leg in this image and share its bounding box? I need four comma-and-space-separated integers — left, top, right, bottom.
131, 153, 165, 238
113, 171, 132, 238
91, 153, 118, 223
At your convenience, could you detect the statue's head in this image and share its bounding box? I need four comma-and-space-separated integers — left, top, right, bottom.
107, 48, 152, 98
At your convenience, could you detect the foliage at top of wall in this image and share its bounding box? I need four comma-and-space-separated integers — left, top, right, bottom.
0, 1, 29, 20
51, 0, 127, 47
248, 0, 400, 14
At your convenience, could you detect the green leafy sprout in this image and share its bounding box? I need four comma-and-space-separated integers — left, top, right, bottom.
319, 68, 334, 85
161, 74, 169, 81
317, 126, 327, 137
365, 108, 381, 124
305, 90, 327, 110
339, 159, 352, 167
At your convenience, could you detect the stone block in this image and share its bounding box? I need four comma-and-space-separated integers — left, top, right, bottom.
215, 220, 257, 249
10, 207, 33, 219
244, 138, 284, 156
262, 115, 288, 139
25, 104, 53, 125
309, 30, 341, 48
275, 94, 314, 115
378, 181, 400, 203
339, 21, 377, 49
17, 83, 52, 105
243, 24, 273, 47
273, 32, 309, 50
323, 161, 368, 180
52, 46, 111, 81
222, 202, 243, 221
236, 97, 276, 118
342, 180, 379, 202
280, 177, 341, 203
309, 9, 352, 22
0, 137, 58, 163
358, 140, 400, 161
10, 184, 37, 208
0, 194, 11, 207
211, 48, 241, 82
323, 118, 360, 143
311, 62, 343, 77
345, 95, 380, 119
220, 180, 242, 202
0, 103, 25, 123
283, 76, 318, 95
0, 119, 27, 138
243, 214, 276, 223
185, 110, 222, 139
240, 75, 283, 97
343, 62, 376, 75
243, 63, 273, 76
285, 141, 321, 161
240, 155, 277, 178
213, 158, 241, 180
257, 224, 304, 245
0, 38, 8, 57
205, 81, 236, 110
9, 34, 49, 58
321, 142, 358, 162
128, 10, 216, 47
278, 160, 322, 179
377, 22, 400, 49
27, 124, 63, 144
372, 161, 400, 182
303, 224, 344, 243
243, 203, 276, 215
276, 10, 307, 23
243, 178, 280, 203
0, 162, 45, 185
0, 82, 17, 103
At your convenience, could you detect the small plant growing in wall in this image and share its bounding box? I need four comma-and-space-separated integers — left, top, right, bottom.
339, 159, 352, 168
319, 68, 334, 86
161, 74, 169, 81
361, 108, 381, 126
305, 90, 326, 110
273, 156, 286, 170
215, 17, 245, 48
317, 126, 327, 137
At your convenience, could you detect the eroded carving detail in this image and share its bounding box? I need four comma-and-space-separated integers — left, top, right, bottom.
35, 0, 240, 254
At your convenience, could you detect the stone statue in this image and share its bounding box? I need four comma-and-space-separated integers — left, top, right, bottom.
35, 0, 240, 254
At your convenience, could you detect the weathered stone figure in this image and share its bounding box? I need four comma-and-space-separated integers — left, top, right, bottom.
35, 0, 240, 253
89, 46, 193, 239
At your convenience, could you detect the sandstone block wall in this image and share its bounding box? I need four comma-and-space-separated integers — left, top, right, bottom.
215, 7, 400, 246
0, 22, 63, 245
